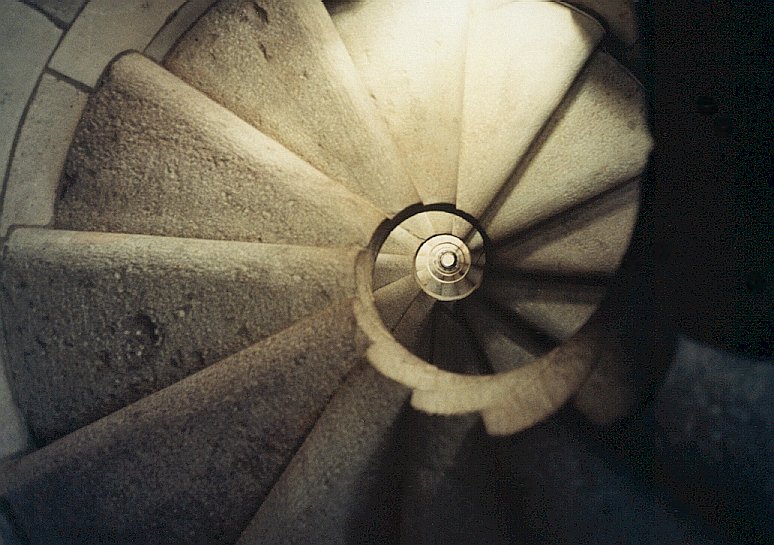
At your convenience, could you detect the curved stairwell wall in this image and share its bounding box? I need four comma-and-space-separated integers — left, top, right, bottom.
0, 1, 770, 544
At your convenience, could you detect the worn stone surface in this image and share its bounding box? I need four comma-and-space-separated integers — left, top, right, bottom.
238, 364, 410, 545
331, 0, 469, 204
166, 0, 421, 216
483, 273, 606, 341
493, 418, 722, 545
0, 2, 60, 187
374, 275, 422, 331
652, 337, 773, 544
57, 54, 393, 250
461, 295, 545, 372
372, 253, 413, 290
486, 52, 651, 240
25, 0, 87, 26
145, 0, 218, 61
49, 0, 186, 87
457, 1, 602, 219
1, 73, 87, 236
494, 180, 640, 274
400, 311, 509, 544
1, 228, 359, 442
0, 300, 364, 545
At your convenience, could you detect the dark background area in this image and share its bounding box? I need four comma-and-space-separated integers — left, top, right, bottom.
637, 0, 772, 360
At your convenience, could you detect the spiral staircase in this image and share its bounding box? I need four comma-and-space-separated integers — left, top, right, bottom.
0, 1, 771, 544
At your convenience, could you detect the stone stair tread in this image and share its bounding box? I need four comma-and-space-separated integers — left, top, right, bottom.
483, 273, 607, 342
57, 53, 397, 251
1, 227, 359, 443
237, 364, 410, 545
374, 275, 423, 331
373, 253, 415, 290
0, 299, 365, 545
457, 1, 603, 219
493, 180, 640, 275
400, 310, 509, 543
485, 52, 651, 241
331, 0, 470, 205
165, 0, 421, 215
461, 295, 547, 373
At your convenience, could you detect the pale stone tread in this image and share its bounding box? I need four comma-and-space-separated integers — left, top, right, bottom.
331, 0, 470, 204
166, 0, 421, 215
238, 364, 410, 545
1, 228, 359, 442
485, 53, 651, 241
457, 1, 603, 219
494, 180, 640, 275
0, 300, 365, 545
56, 53, 392, 250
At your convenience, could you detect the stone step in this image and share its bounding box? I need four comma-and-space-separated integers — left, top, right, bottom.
373, 253, 414, 290
165, 0, 421, 215
411, 306, 609, 436
485, 52, 652, 241
1, 228, 359, 443
237, 364, 410, 545
460, 295, 548, 373
399, 310, 509, 544
493, 180, 640, 275
374, 275, 423, 331
56, 53, 409, 252
457, 1, 603, 219
0, 299, 365, 545
331, 0, 470, 205
483, 273, 607, 342
391, 291, 436, 359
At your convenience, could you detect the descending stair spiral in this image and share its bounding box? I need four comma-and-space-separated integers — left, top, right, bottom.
0, 1, 656, 543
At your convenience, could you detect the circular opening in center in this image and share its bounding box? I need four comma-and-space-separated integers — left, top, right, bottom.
439, 251, 458, 270
415, 232, 484, 302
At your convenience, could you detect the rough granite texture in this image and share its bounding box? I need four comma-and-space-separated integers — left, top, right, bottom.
56, 53, 393, 251
238, 364, 410, 545
331, 0, 469, 204
1, 73, 87, 236
165, 0, 421, 215
457, 1, 603, 219
486, 52, 651, 240
1, 228, 359, 442
0, 300, 365, 545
